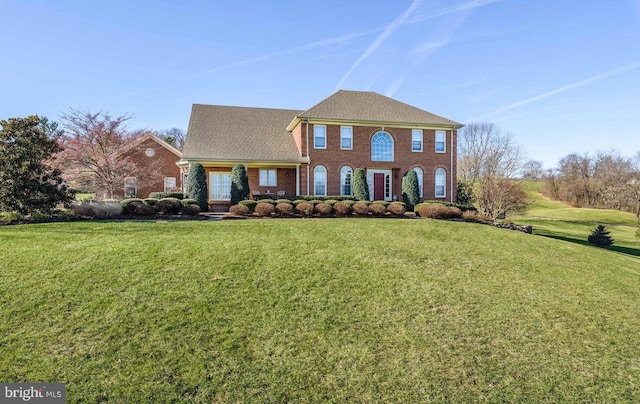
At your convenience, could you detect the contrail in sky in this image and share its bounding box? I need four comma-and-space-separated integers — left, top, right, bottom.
335, 0, 424, 90
473, 61, 640, 120
128, 29, 376, 96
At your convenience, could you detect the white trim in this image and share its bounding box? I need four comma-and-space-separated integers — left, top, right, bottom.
313, 165, 327, 196
313, 124, 327, 149
137, 133, 182, 157
435, 130, 446, 153
371, 131, 394, 162
435, 168, 446, 198
259, 168, 277, 186
411, 129, 423, 152
209, 172, 231, 201
340, 126, 353, 150
366, 169, 392, 201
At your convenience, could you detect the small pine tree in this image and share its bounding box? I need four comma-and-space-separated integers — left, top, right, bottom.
230, 164, 249, 205
588, 224, 614, 248
186, 163, 208, 211
352, 168, 370, 201
401, 170, 420, 211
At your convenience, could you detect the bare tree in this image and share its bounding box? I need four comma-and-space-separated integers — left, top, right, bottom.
154, 127, 185, 151
57, 109, 161, 199
521, 159, 545, 180
458, 122, 525, 187
457, 122, 528, 218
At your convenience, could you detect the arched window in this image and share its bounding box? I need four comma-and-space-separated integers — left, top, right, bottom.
413, 167, 423, 198
340, 166, 353, 196
314, 165, 327, 196
435, 168, 446, 198
371, 131, 394, 161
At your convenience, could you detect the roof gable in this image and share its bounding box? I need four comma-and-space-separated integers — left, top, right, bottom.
296, 90, 462, 127
136, 133, 182, 157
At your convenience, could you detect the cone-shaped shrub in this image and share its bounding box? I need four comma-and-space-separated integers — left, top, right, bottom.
352, 168, 370, 200
230, 164, 249, 205
588, 224, 614, 248
186, 163, 208, 211
401, 169, 420, 212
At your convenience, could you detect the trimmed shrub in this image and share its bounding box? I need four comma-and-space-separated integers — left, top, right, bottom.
387, 203, 406, 216
369, 203, 387, 216
133, 203, 156, 216
415, 201, 477, 213
31, 211, 51, 222
255, 202, 275, 217
275, 203, 294, 216
352, 201, 370, 216
239, 200, 257, 212
72, 202, 122, 218
324, 199, 339, 206
372, 200, 390, 207
333, 201, 352, 216
143, 198, 158, 206
121, 198, 144, 214
418, 205, 462, 219
308, 199, 324, 206
181, 198, 198, 206
295, 202, 314, 216
314, 202, 333, 215
156, 198, 183, 215
292, 199, 307, 207
341, 200, 356, 207
462, 210, 491, 223
401, 169, 420, 211
229, 204, 251, 216
352, 168, 370, 200
230, 164, 250, 205
186, 163, 208, 211
258, 198, 276, 206
148, 192, 184, 200
275, 199, 292, 205
181, 204, 201, 216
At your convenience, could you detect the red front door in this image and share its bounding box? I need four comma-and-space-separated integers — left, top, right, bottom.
374, 173, 385, 201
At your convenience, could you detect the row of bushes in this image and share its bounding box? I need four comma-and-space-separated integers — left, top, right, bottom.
72, 197, 201, 218
231, 201, 408, 217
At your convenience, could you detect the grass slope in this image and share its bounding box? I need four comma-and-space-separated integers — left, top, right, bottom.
1, 219, 639, 402
513, 181, 640, 256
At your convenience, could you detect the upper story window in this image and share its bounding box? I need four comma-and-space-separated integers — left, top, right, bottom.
340, 166, 353, 196
412, 129, 423, 152
314, 165, 327, 196
314, 125, 326, 149
435, 168, 446, 198
435, 130, 446, 153
340, 126, 353, 150
371, 131, 394, 161
259, 168, 277, 186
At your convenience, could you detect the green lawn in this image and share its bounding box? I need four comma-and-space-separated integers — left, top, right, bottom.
512, 181, 640, 256
1, 219, 639, 402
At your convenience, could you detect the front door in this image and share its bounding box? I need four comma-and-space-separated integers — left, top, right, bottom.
374, 173, 385, 201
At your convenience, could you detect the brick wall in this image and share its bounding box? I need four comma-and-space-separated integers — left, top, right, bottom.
128, 137, 182, 198
296, 122, 457, 201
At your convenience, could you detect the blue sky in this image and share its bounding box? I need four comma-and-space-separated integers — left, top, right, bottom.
2, 0, 639, 168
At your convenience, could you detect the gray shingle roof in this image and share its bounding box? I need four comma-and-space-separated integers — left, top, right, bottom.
298, 90, 462, 127
182, 104, 305, 162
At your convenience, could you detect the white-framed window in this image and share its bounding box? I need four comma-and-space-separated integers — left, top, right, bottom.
340, 126, 353, 150
259, 169, 277, 186
314, 165, 327, 196
314, 125, 326, 149
164, 177, 177, 192
435, 168, 446, 198
435, 130, 446, 153
371, 131, 394, 161
124, 177, 137, 198
182, 173, 189, 194
413, 167, 424, 198
412, 129, 423, 152
340, 166, 353, 196
210, 172, 231, 200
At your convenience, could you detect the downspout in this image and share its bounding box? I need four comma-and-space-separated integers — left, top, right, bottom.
306, 118, 310, 195
450, 127, 454, 202
296, 165, 300, 196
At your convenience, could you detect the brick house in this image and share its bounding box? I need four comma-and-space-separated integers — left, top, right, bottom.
179, 90, 462, 209
124, 133, 183, 198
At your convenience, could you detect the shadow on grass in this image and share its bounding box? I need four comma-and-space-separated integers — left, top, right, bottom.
536, 231, 640, 257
